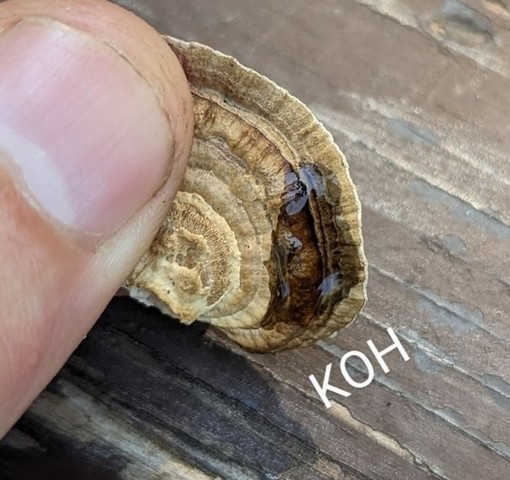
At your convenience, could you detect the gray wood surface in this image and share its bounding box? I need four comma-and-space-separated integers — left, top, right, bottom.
1, 0, 510, 478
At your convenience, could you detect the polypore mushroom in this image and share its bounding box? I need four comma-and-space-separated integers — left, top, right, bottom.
126, 37, 367, 353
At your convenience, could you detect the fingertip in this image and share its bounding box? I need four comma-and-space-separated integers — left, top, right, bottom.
0, 0, 194, 435
0, 0, 194, 182
0, 0, 194, 238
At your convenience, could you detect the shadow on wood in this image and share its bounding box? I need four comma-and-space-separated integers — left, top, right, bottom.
1, 298, 321, 479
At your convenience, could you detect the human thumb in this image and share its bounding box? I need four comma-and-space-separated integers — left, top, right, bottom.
0, 0, 193, 435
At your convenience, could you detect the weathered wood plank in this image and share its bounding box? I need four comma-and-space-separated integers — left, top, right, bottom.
247, 324, 510, 480
353, 0, 510, 78
98, 302, 440, 480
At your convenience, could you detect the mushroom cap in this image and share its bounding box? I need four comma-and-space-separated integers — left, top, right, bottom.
126, 37, 367, 353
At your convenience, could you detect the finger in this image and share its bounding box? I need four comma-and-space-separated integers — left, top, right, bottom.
0, 0, 193, 435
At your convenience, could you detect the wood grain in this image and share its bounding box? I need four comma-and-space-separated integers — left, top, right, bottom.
1, 0, 509, 478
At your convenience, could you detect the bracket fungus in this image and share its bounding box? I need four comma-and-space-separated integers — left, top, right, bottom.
126, 37, 367, 353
